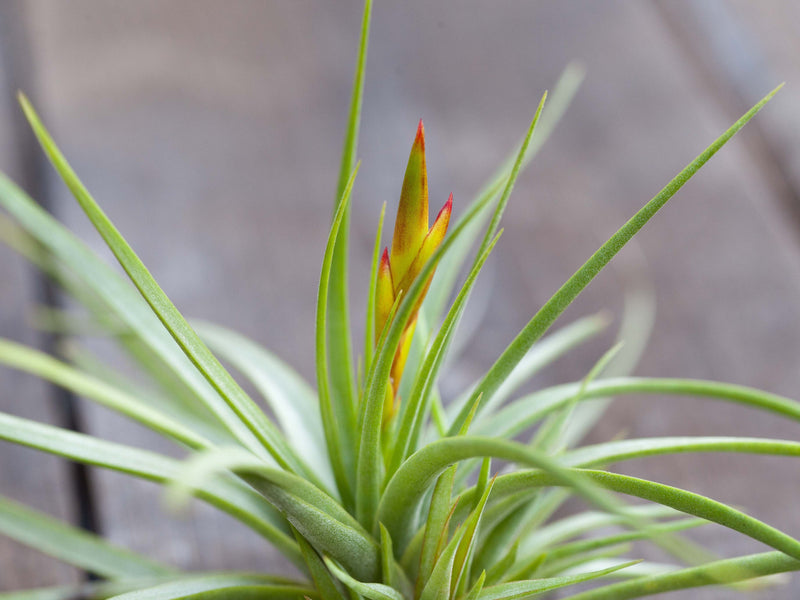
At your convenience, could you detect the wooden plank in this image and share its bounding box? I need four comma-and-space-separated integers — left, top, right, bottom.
18, 0, 800, 595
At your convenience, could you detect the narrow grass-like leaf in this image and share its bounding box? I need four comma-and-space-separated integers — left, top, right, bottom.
169, 446, 380, 582
416, 465, 457, 595
194, 321, 333, 488
19, 96, 315, 481
106, 575, 315, 600
508, 517, 706, 580
0, 174, 259, 449
365, 202, 387, 373
327, 0, 374, 434
452, 476, 496, 597
0, 338, 209, 449
532, 343, 622, 453
478, 561, 637, 600
448, 85, 783, 435
0, 412, 302, 568
325, 558, 405, 600
480, 377, 800, 441
419, 524, 463, 600
0, 495, 175, 578
475, 468, 800, 560
424, 64, 584, 324
317, 164, 361, 508
559, 551, 800, 600
563, 436, 800, 469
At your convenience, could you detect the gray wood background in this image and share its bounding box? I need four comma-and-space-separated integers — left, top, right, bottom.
1, 1, 799, 597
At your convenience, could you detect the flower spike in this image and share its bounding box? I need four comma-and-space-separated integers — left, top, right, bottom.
372, 122, 452, 426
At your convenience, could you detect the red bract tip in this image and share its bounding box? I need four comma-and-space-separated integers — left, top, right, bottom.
436, 193, 453, 220
380, 247, 391, 267
415, 119, 425, 150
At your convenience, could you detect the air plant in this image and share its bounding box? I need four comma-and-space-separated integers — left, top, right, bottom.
0, 1, 799, 599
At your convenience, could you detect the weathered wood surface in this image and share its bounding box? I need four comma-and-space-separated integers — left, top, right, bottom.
1, 1, 799, 597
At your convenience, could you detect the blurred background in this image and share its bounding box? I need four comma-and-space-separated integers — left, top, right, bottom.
1, 1, 799, 597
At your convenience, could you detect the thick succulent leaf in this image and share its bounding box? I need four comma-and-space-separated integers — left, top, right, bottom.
316, 165, 361, 507
478, 561, 637, 600
0, 338, 208, 449
0, 411, 301, 568
105, 575, 315, 600
0, 495, 175, 578
448, 85, 783, 435
169, 446, 380, 582
559, 551, 800, 600
325, 558, 405, 600
19, 96, 313, 480
293, 530, 347, 600
193, 321, 333, 488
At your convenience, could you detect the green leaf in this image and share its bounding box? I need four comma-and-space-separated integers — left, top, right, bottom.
452, 476, 495, 597
325, 558, 405, 600
0, 411, 302, 569
559, 551, 800, 600
419, 524, 463, 600
480, 377, 800, 441
563, 436, 800, 469
424, 63, 584, 325
478, 561, 638, 600
379, 437, 628, 552
106, 575, 315, 600
416, 465, 457, 596
193, 321, 333, 488
477, 468, 800, 560
327, 0, 374, 452
0, 338, 208, 449
510, 517, 706, 580
0, 173, 255, 448
448, 84, 783, 435
316, 164, 361, 508
365, 202, 387, 373
0, 494, 175, 578
293, 529, 347, 600
169, 446, 380, 582
18, 96, 315, 481
19, 98, 320, 481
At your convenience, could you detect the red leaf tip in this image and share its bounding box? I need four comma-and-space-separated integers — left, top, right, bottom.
415, 119, 425, 150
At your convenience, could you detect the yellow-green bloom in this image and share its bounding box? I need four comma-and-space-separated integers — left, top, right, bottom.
374, 120, 452, 424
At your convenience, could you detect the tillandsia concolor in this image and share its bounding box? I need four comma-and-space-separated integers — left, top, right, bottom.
0, 1, 799, 599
